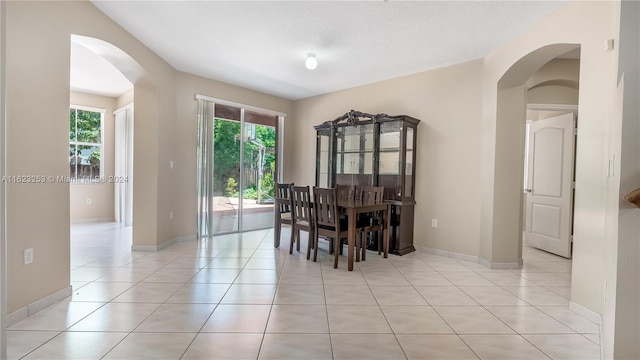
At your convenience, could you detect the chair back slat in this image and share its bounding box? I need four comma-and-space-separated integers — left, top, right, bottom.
362, 186, 384, 205
276, 182, 293, 213
336, 184, 357, 201
313, 187, 339, 228
291, 185, 313, 223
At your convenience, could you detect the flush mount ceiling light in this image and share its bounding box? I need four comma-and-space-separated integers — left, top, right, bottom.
305, 53, 318, 70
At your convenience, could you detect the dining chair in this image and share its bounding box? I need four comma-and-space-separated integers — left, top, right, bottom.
336, 184, 358, 201
357, 186, 385, 260
274, 182, 294, 248
313, 187, 347, 268
290, 185, 314, 256
334, 184, 359, 255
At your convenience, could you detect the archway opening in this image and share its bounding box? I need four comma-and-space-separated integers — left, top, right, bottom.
69, 34, 140, 265
488, 44, 579, 267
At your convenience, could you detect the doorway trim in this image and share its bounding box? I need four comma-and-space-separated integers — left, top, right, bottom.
527, 103, 578, 112
195, 94, 287, 118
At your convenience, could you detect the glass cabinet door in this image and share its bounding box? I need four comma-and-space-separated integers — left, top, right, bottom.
335, 123, 375, 186
316, 129, 332, 188
378, 121, 402, 200
405, 126, 415, 198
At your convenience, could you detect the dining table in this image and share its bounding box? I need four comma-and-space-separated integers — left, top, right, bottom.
337, 199, 391, 271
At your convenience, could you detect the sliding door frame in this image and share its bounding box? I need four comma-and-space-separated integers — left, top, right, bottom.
195, 94, 286, 236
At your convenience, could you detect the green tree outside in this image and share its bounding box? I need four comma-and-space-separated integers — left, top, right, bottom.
213, 119, 276, 200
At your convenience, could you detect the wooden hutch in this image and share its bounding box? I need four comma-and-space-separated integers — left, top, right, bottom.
315, 110, 420, 255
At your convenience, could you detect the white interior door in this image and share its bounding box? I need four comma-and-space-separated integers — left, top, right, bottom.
524, 112, 575, 258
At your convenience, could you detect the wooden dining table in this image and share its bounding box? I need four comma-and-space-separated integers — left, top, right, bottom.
337, 199, 391, 271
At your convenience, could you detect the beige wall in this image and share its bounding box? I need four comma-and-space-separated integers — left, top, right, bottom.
528, 85, 578, 105
69, 91, 117, 223
4, 1, 293, 312
4, 0, 176, 313
603, 1, 640, 358
481, 0, 620, 315
1, 0, 7, 354
6, 1, 73, 313
527, 59, 580, 105
292, 60, 484, 257
292, 1, 630, 356
117, 88, 134, 109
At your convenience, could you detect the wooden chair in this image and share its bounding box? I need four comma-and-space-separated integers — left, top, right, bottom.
336, 184, 358, 201
334, 184, 359, 256
290, 185, 315, 256
274, 182, 293, 248
313, 187, 347, 268
357, 186, 385, 260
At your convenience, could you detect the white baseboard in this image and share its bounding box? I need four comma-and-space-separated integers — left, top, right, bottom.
7, 307, 28, 327
478, 256, 522, 270
417, 246, 479, 263
569, 301, 602, 324
71, 217, 114, 224
449, 251, 479, 263
487, 261, 522, 270
7, 286, 72, 326
418, 246, 448, 257
417, 245, 521, 270
131, 235, 197, 252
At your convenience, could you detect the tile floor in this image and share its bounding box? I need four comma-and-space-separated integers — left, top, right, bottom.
7, 223, 601, 359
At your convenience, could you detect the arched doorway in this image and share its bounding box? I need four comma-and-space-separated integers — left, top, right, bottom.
522, 55, 580, 259
68, 35, 141, 270
483, 43, 582, 269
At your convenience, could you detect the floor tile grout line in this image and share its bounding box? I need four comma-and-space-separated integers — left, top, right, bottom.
318, 251, 336, 360
15, 226, 600, 359
254, 234, 289, 360
364, 257, 410, 360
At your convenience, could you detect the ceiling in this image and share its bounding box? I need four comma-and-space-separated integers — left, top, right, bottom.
75, 1, 567, 100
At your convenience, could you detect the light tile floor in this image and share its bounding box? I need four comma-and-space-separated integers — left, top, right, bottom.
8, 223, 601, 359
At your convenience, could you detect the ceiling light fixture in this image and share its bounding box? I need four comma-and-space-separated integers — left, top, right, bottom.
305, 53, 318, 70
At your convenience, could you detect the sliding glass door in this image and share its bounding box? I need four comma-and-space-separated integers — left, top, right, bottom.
197, 99, 279, 237
241, 111, 277, 231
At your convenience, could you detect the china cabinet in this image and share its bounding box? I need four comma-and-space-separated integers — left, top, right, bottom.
315, 110, 419, 255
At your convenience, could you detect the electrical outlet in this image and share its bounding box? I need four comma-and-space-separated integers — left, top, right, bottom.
24, 248, 33, 264
431, 219, 438, 228
170, 161, 174, 170
169, 211, 174, 220
86, 198, 92, 205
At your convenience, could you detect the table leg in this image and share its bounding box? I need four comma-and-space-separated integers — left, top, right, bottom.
383, 204, 390, 258
348, 207, 356, 271
274, 210, 280, 248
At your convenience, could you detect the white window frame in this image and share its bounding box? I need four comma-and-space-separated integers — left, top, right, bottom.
69, 104, 105, 183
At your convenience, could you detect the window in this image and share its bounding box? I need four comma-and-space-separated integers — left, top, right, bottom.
69, 106, 103, 182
